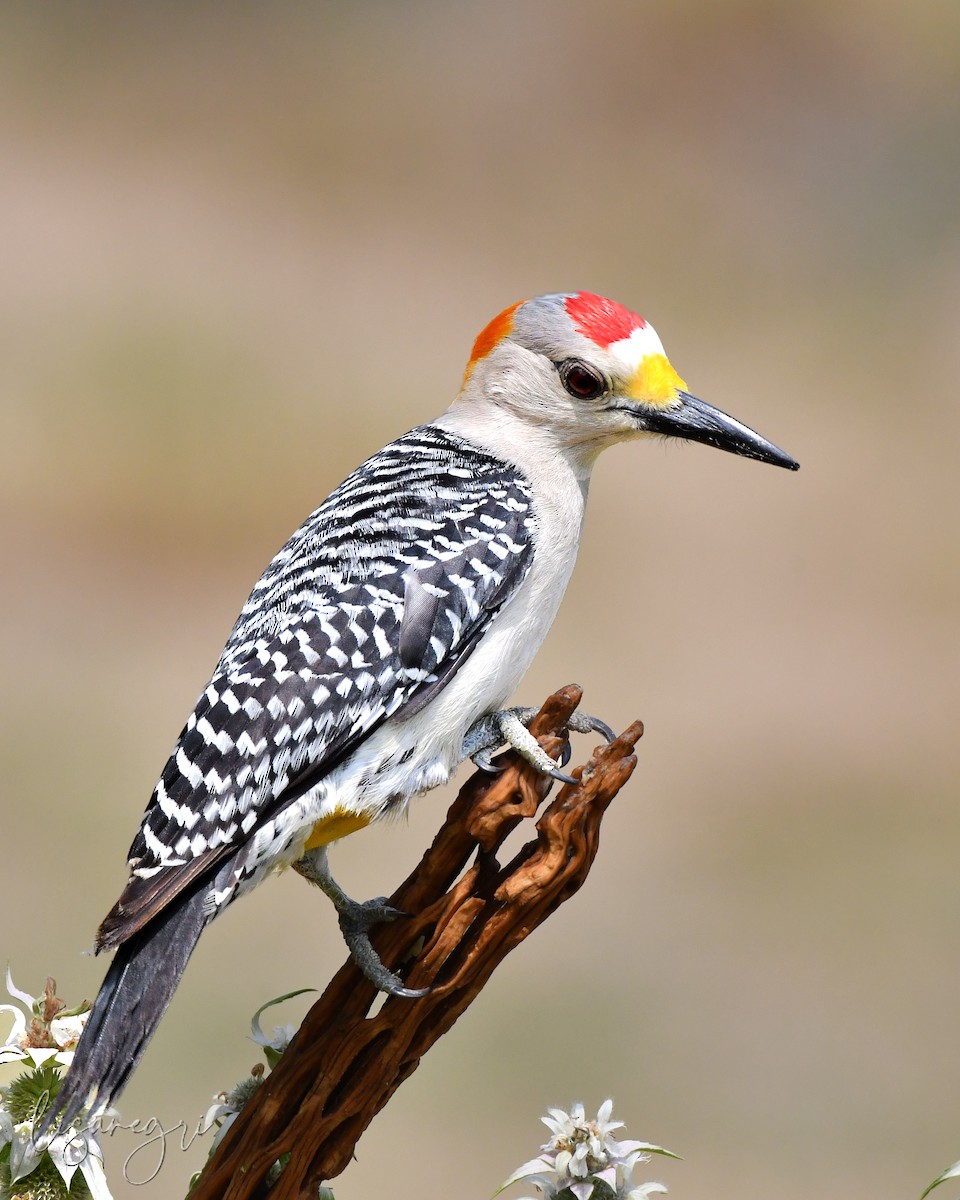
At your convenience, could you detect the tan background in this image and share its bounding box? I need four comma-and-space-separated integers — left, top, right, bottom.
2, 2, 959, 1197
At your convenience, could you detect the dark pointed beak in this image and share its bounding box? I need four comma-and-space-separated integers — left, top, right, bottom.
637, 390, 799, 470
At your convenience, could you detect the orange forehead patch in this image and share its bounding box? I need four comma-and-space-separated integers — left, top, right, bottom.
464, 300, 523, 381
564, 292, 646, 349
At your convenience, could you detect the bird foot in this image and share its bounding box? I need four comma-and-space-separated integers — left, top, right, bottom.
336, 897, 429, 999
293, 850, 429, 999
462, 706, 616, 785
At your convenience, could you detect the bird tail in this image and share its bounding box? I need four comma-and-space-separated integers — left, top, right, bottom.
44, 881, 211, 1134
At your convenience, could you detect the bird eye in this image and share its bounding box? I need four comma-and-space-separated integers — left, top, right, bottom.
558, 359, 606, 401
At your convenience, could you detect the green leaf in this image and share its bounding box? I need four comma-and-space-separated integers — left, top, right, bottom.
56, 1001, 92, 1020
249, 989, 316, 1048
631, 1142, 681, 1161
920, 1159, 960, 1200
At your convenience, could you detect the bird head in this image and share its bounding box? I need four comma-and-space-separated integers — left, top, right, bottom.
454, 291, 799, 473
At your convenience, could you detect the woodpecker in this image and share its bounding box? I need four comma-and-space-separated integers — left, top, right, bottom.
48, 291, 798, 1131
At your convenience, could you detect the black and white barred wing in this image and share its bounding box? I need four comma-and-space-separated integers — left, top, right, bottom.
96, 427, 536, 952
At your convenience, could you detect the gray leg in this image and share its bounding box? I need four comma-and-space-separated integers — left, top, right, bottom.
462, 706, 617, 785
294, 846, 428, 999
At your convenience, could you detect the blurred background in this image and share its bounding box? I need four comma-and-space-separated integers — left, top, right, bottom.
2, 1, 959, 1196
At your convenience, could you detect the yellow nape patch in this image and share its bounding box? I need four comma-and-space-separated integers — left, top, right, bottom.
304, 808, 371, 850
627, 354, 687, 408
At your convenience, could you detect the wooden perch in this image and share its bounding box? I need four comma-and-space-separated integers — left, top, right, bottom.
189, 685, 643, 1200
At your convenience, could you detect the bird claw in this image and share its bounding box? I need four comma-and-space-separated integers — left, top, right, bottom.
470, 747, 506, 774
337, 897, 429, 999
564, 710, 617, 743
462, 703, 617, 785
548, 765, 579, 786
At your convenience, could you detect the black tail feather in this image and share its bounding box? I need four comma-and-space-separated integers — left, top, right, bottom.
44, 880, 211, 1134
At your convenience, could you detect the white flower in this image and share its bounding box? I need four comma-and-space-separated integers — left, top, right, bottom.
498, 1100, 676, 1200
253, 1021, 296, 1055
0, 1000, 29, 1067
249, 987, 315, 1058
201, 1092, 242, 1155
0, 969, 90, 1069
50, 1014, 86, 1054
0, 970, 113, 1197
0, 1111, 114, 1199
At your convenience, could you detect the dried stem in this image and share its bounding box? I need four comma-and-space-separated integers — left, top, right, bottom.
189, 685, 643, 1200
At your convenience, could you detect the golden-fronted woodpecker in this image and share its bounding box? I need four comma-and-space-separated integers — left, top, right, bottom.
49, 291, 798, 1130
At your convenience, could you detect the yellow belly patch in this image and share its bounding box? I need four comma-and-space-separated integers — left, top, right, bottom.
303, 808, 371, 851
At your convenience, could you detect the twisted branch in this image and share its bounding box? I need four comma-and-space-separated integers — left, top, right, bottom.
189, 685, 644, 1200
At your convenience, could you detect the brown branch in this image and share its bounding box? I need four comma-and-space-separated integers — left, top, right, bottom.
189, 685, 643, 1200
